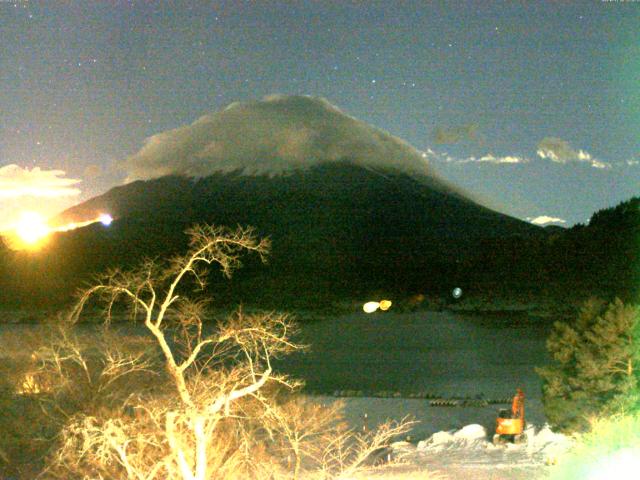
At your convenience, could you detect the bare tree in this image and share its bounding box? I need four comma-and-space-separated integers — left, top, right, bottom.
41, 224, 418, 480
43, 225, 298, 479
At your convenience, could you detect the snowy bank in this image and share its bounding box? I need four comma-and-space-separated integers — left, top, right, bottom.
389, 423, 573, 480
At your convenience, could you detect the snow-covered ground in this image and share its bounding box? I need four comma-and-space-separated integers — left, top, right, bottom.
281, 310, 567, 478
394, 422, 571, 479
310, 396, 572, 479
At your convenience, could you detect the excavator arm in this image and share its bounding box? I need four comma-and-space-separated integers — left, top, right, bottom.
494, 388, 526, 443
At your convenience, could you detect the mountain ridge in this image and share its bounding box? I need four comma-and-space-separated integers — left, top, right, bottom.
38, 162, 544, 306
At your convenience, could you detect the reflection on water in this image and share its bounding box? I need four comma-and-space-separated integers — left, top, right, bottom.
275, 311, 554, 401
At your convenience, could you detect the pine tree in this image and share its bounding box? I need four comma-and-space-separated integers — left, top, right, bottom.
537, 298, 640, 432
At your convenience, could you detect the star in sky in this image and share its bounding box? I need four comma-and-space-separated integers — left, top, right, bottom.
0, 0, 637, 228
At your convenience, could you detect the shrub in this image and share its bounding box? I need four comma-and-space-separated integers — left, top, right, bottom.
537, 298, 640, 432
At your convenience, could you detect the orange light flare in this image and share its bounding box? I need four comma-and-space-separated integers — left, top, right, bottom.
2, 211, 114, 251
13, 211, 49, 249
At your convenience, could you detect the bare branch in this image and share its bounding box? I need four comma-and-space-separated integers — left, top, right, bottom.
177, 339, 215, 374
44, 223, 431, 480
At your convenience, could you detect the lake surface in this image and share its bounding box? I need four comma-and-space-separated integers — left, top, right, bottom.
0, 310, 554, 403
275, 310, 555, 436
0, 309, 556, 438
277, 310, 553, 399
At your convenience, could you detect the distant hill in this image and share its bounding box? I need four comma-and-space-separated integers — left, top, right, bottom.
551, 197, 640, 301
458, 196, 640, 306
4, 162, 535, 308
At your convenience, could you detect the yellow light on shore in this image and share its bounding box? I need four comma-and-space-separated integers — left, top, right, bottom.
363, 299, 392, 313
363, 301, 380, 313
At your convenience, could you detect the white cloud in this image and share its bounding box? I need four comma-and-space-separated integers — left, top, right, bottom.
589, 159, 610, 169
123, 95, 448, 183
536, 148, 559, 162
536, 137, 610, 169
527, 215, 567, 225
443, 154, 528, 165
477, 154, 525, 164
0, 164, 81, 198
577, 150, 592, 161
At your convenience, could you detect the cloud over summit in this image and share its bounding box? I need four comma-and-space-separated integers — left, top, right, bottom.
124, 95, 439, 182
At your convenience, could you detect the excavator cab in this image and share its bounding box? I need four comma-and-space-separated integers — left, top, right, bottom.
493, 388, 526, 444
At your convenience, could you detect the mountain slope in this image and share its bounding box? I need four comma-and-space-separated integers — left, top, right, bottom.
42, 163, 541, 306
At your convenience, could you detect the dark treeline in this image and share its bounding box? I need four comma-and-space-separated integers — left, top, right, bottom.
0, 165, 637, 312
458, 197, 640, 307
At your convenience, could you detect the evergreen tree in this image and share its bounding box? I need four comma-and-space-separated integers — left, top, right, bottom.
537, 298, 640, 432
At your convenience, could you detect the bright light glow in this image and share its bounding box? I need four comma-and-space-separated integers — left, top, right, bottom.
99, 213, 113, 226
363, 301, 380, 313
3, 211, 115, 250
379, 300, 392, 311
452, 287, 462, 298
18, 373, 43, 395
15, 211, 49, 247
587, 448, 640, 480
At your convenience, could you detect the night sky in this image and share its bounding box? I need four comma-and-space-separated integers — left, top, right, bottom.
1, 0, 638, 228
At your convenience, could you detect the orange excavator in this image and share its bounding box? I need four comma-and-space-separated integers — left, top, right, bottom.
493, 388, 526, 444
